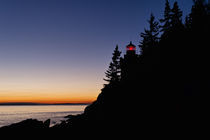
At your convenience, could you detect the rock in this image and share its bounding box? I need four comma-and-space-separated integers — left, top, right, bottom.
0, 119, 50, 129
64, 115, 74, 119
43, 119, 50, 128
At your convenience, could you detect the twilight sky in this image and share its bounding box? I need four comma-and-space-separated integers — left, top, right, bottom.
0, 0, 193, 103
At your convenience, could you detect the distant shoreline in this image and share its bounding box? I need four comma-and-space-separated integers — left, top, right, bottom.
0, 103, 90, 106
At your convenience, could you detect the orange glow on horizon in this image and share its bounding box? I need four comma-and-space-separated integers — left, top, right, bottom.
0, 65, 102, 105
0, 91, 98, 104
0, 96, 96, 104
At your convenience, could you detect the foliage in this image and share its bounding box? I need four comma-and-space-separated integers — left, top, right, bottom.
139, 13, 159, 55
104, 45, 121, 84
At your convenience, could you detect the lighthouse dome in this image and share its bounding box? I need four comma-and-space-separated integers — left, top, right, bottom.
126, 41, 136, 51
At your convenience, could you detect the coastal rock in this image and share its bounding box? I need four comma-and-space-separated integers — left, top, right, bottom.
64, 114, 74, 119
0, 119, 50, 129
43, 119, 51, 128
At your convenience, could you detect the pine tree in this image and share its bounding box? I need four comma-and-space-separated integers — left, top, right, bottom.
104, 45, 121, 84
160, 0, 171, 35
171, 2, 183, 28
185, 15, 192, 30
140, 13, 159, 55
190, 0, 208, 30
185, 0, 206, 31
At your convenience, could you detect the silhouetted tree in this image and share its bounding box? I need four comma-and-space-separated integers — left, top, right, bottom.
185, 15, 192, 30
160, 0, 171, 37
104, 45, 121, 84
189, 0, 208, 30
171, 2, 183, 28
186, 0, 210, 76
140, 13, 159, 55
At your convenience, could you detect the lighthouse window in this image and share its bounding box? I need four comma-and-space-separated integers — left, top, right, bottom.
127, 46, 135, 51
129, 47, 133, 50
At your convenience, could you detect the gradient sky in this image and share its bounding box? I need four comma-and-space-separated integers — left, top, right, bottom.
0, 0, 193, 103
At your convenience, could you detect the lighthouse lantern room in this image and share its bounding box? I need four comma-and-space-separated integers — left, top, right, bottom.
126, 41, 136, 55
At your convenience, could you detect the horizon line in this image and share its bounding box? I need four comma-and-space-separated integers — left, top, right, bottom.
0, 102, 91, 105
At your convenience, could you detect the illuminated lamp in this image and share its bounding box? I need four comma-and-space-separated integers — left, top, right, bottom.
126, 41, 136, 51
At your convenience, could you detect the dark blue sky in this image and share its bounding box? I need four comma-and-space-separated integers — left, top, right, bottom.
0, 0, 193, 102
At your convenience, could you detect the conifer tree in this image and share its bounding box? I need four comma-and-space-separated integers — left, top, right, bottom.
104, 45, 121, 84
185, 0, 207, 31
190, 0, 208, 30
160, 0, 171, 35
185, 15, 192, 30
171, 2, 183, 27
140, 14, 159, 55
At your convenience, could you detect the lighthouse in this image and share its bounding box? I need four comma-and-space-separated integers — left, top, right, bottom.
120, 41, 138, 81
126, 41, 136, 55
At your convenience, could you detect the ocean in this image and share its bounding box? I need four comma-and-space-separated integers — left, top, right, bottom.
0, 105, 87, 127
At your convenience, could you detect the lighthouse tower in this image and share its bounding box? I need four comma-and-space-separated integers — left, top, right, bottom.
120, 41, 138, 81
126, 41, 136, 55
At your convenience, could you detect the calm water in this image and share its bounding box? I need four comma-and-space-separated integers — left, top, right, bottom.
0, 105, 87, 127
